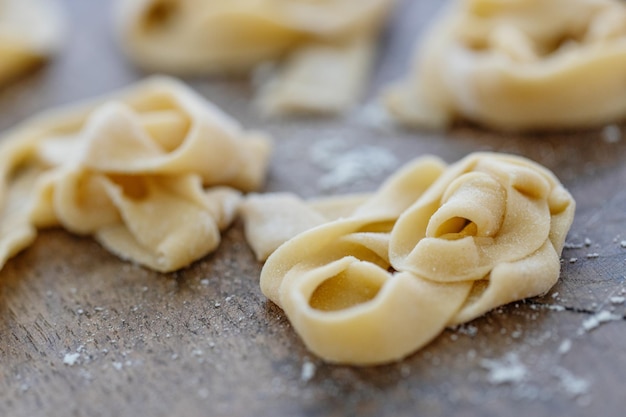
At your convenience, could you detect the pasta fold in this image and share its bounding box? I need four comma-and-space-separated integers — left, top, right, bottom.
243, 153, 575, 364
0, 76, 271, 272
386, 0, 626, 131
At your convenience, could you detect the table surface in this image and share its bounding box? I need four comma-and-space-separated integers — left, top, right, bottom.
1, 1, 625, 416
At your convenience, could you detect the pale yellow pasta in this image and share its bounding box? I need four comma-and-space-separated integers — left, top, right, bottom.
389, 153, 575, 324
0, 76, 272, 272
245, 153, 575, 365
0, 0, 64, 84
386, 0, 626, 131
241, 193, 329, 261
116, 0, 395, 115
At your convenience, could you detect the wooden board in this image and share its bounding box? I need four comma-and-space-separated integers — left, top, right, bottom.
1, 1, 625, 416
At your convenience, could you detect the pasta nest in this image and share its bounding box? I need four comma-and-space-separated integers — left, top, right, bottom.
244, 152, 575, 364
0, 76, 271, 272
387, 0, 626, 131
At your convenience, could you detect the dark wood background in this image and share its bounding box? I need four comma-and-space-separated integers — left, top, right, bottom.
1, 1, 624, 416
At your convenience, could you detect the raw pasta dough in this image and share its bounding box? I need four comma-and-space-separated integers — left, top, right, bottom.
386, 0, 626, 131
0, 76, 272, 272
0, 0, 64, 85
242, 152, 575, 364
116, 0, 395, 115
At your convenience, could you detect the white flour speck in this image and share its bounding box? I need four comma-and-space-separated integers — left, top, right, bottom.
300, 361, 316, 382
558, 339, 572, 355
349, 101, 394, 130
481, 353, 527, 385
580, 310, 621, 333
601, 124, 622, 143
554, 368, 591, 398
63, 352, 80, 366
564, 242, 584, 249
609, 296, 625, 304
456, 324, 478, 337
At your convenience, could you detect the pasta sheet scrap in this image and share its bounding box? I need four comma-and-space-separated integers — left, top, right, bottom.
0, 76, 272, 272
386, 0, 626, 131
116, 0, 395, 115
243, 152, 575, 365
0, 0, 65, 85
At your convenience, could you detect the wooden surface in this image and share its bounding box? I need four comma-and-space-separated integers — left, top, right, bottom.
1, 1, 625, 416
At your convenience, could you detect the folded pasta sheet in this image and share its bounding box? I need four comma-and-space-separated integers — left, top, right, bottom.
116, 0, 395, 115
242, 153, 575, 364
0, 0, 64, 85
386, 0, 626, 131
0, 76, 272, 272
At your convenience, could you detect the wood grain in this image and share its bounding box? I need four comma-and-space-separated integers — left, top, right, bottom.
0, 1, 624, 416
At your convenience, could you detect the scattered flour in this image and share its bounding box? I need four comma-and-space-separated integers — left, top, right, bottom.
601, 124, 622, 143
349, 101, 395, 131
609, 296, 625, 305
553, 368, 591, 398
309, 139, 398, 191
454, 324, 478, 337
558, 339, 572, 355
300, 360, 316, 382
481, 353, 527, 385
564, 242, 584, 249
63, 352, 80, 366
579, 310, 621, 333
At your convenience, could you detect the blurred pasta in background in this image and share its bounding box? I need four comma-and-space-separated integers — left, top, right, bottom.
115, 0, 397, 116
386, 0, 626, 131
0, 0, 65, 85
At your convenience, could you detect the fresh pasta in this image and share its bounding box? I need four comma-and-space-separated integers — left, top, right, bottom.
116, 0, 395, 115
243, 153, 575, 364
0, 76, 272, 272
0, 0, 64, 85
386, 0, 626, 131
